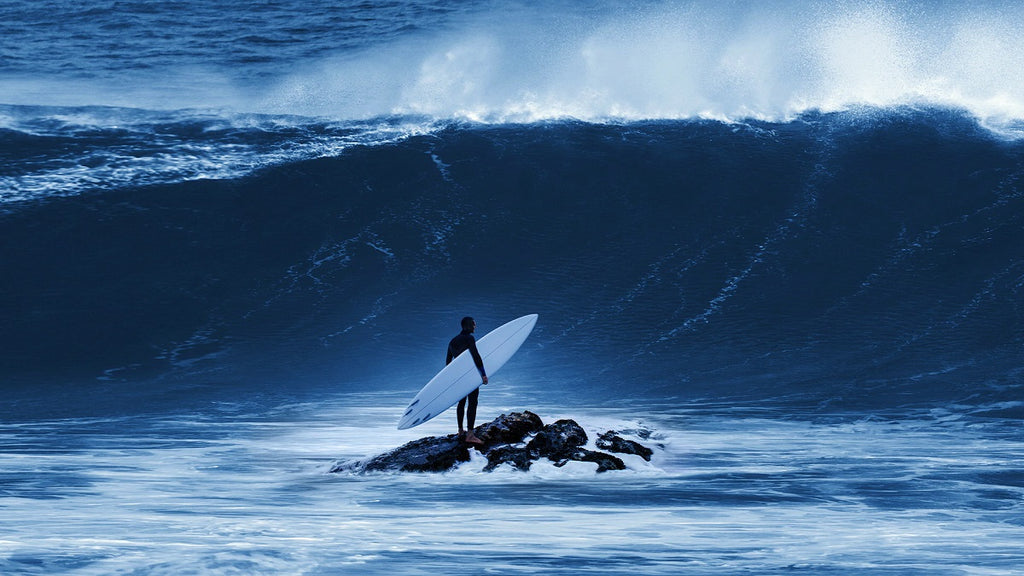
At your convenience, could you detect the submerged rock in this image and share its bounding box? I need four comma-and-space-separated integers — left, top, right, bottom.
331, 411, 653, 474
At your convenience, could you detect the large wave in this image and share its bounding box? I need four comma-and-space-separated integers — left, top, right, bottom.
3, 111, 1022, 413
3, 1, 1023, 415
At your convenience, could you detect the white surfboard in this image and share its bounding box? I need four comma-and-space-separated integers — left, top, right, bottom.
398, 314, 538, 430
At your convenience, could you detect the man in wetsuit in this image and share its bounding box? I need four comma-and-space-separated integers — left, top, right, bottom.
447, 316, 488, 445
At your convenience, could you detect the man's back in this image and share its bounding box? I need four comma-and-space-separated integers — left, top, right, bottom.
447, 331, 479, 366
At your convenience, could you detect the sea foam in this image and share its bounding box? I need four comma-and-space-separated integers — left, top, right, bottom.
3, 1, 1024, 129
258, 1, 1024, 129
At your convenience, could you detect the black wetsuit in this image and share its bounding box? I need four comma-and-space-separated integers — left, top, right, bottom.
447, 329, 487, 431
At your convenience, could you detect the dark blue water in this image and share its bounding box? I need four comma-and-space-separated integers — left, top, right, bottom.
1, 1, 1023, 574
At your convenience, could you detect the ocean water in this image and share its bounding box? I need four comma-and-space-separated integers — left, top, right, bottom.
2, 0, 1023, 574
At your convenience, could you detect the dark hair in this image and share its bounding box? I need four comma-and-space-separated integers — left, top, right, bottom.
461, 316, 475, 330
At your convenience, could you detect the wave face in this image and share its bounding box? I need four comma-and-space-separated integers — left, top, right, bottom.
2, 0, 1023, 415
3, 110, 1023, 414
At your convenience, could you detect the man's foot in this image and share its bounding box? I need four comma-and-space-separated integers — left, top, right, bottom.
464, 432, 484, 445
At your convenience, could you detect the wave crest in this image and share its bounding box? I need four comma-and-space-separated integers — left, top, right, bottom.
261, 1, 1024, 128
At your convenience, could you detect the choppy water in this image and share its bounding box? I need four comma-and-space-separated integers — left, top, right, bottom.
3, 394, 1022, 575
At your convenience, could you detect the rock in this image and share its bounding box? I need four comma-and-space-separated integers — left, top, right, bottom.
473, 410, 544, 444
596, 431, 654, 461
482, 445, 534, 472
331, 434, 470, 473
555, 449, 626, 473
526, 419, 588, 460
331, 412, 654, 474
477, 410, 543, 472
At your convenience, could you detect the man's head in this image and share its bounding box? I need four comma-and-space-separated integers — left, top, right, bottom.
461, 316, 476, 332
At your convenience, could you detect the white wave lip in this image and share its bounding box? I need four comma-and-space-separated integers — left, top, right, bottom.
263, 1, 1024, 128
3, 1, 1024, 126
5, 1, 1024, 205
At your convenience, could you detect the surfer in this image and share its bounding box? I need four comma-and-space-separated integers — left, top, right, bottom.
448, 316, 488, 445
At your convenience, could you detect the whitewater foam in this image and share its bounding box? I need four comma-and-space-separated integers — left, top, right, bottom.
4, 2, 1024, 128
6, 0, 1024, 204
3, 398, 1021, 575
243, 1, 1024, 129
0, 108, 443, 204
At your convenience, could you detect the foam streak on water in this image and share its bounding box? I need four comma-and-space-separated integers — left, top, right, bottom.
1, 396, 1021, 575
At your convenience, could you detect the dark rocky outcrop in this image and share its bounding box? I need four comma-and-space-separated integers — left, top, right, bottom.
475, 410, 544, 444
596, 431, 654, 461
561, 449, 626, 472
331, 411, 654, 474
333, 434, 471, 473
526, 419, 588, 461
481, 444, 533, 472
518, 418, 630, 471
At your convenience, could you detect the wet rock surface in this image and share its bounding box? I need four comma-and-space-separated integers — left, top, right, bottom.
596, 431, 654, 462
335, 434, 470, 473
331, 411, 655, 474
526, 419, 588, 461
481, 444, 533, 472
475, 410, 544, 444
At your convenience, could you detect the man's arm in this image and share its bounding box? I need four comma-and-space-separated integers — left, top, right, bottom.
468, 338, 488, 384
